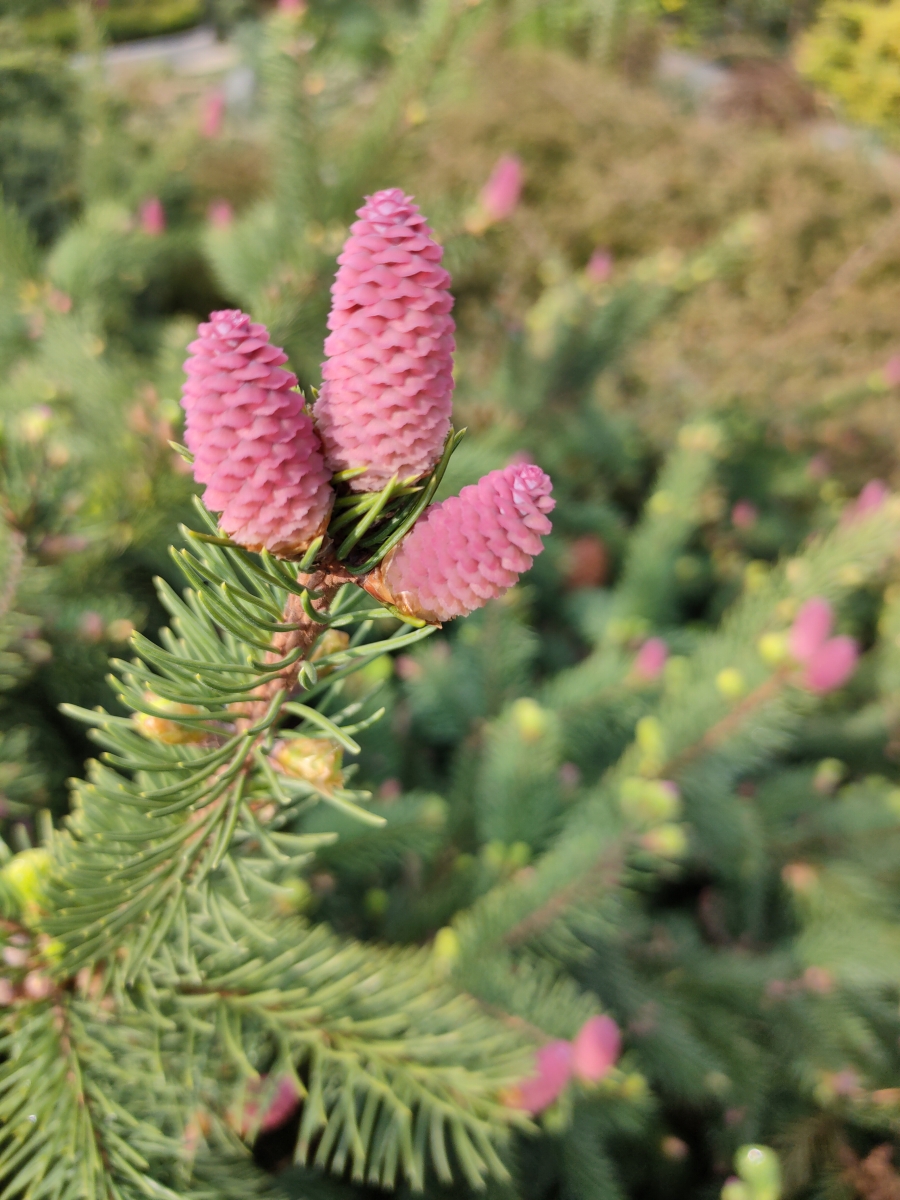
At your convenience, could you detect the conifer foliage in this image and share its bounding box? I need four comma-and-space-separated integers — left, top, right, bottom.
0, 189, 555, 1199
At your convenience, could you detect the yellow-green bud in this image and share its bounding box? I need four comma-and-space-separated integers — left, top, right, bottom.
510, 698, 548, 743
640, 823, 688, 859
432, 926, 460, 965
716, 668, 746, 700
734, 1145, 781, 1199
744, 561, 769, 592
757, 633, 787, 666
619, 777, 681, 825
2, 848, 50, 915
364, 887, 389, 918
636, 717, 666, 775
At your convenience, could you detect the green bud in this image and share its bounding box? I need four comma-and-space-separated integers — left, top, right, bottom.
620, 777, 681, 825
510, 698, 549, 742
432, 927, 460, 966
636, 716, 666, 775
1, 848, 50, 916
364, 887, 389, 918
735, 1145, 781, 1199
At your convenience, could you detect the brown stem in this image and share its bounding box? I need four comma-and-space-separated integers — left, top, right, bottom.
238, 565, 356, 726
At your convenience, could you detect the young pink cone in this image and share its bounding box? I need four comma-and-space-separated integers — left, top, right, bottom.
479, 154, 523, 222
200, 89, 225, 138
885, 356, 900, 388
139, 197, 165, 237
207, 200, 234, 229
803, 635, 859, 694
633, 637, 668, 681
373, 463, 554, 623
316, 189, 455, 491
181, 309, 333, 556
586, 249, 613, 283
731, 500, 758, 530
842, 480, 889, 524
510, 1040, 573, 1114
571, 1015, 621, 1083
789, 598, 833, 663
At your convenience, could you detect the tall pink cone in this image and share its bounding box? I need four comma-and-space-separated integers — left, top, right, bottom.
789, 598, 833, 663
373, 463, 554, 623
316, 189, 455, 492
571, 1016, 621, 1083
509, 1041, 573, 1115
181, 309, 333, 556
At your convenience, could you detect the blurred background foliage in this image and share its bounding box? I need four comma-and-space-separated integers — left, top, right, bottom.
8, 0, 900, 1196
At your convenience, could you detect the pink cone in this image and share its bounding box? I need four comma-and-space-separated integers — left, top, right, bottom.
513, 1040, 573, 1114
207, 200, 234, 229
139, 197, 165, 237
571, 1015, 621, 1083
789, 598, 833, 663
378, 463, 554, 623
843, 479, 889, 524
316, 189, 455, 491
181, 309, 333, 555
803, 635, 858, 694
200, 89, 225, 138
479, 155, 523, 222
633, 637, 668, 681
885, 356, 900, 388
586, 249, 613, 283
731, 500, 758, 530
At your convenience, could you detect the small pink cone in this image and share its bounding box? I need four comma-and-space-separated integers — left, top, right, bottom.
804, 635, 858, 694
200, 89, 225, 138
633, 637, 668, 681
240, 1076, 301, 1136
789, 598, 833, 663
479, 155, 523, 222
207, 200, 234, 229
586, 249, 613, 283
139, 197, 166, 237
512, 1041, 573, 1114
843, 480, 889, 524
885, 356, 900, 388
731, 500, 758, 530
572, 1015, 621, 1083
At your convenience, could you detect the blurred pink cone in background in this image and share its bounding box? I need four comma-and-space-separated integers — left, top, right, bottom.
843, 479, 888, 523
788, 597, 859, 693
586, 249, 613, 283
804, 635, 858, 694
571, 1015, 621, 1083
885, 355, 900, 388
789, 598, 832, 663
207, 200, 234, 229
200, 89, 225, 139
139, 197, 165, 237
277, 0, 306, 11
479, 155, 523, 222
633, 637, 668, 681
240, 1076, 301, 1136
513, 1040, 573, 1114
731, 500, 758, 530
